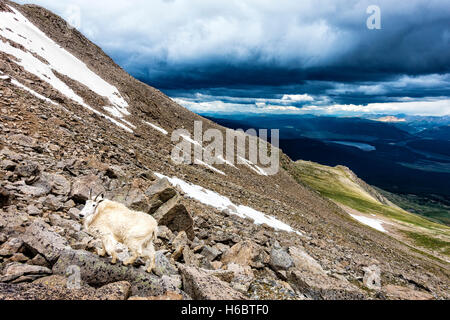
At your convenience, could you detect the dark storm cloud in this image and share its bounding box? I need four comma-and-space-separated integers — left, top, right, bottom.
17, 0, 450, 115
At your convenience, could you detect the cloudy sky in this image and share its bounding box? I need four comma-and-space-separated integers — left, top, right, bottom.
17, 0, 450, 116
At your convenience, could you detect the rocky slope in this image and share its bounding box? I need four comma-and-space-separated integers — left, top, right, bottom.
0, 0, 448, 300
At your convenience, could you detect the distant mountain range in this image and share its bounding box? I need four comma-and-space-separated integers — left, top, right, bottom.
206, 114, 450, 201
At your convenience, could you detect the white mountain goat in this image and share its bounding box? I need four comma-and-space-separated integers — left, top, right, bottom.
79, 192, 158, 273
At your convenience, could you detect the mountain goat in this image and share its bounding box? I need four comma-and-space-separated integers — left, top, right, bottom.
79, 192, 158, 273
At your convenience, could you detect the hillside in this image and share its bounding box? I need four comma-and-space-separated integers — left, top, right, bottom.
293, 160, 450, 262
0, 0, 448, 300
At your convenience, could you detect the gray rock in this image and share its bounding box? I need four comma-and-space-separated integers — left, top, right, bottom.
26, 204, 41, 216
288, 246, 326, 276
29, 254, 50, 268
70, 175, 105, 202
153, 195, 194, 240
157, 225, 174, 241
270, 247, 294, 271
9, 134, 36, 148
153, 251, 178, 277
49, 214, 81, 233
68, 208, 81, 220
43, 195, 64, 211
0, 238, 24, 257
18, 184, 50, 197
363, 265, 381, 290
15, 162, 39, 178
41, 173, 71, 196
111, 188, 149, 213
0, 187, 11, 208
178, 264, 247, 300
95, 281, 131, 300
145, 178, 177, 214
221, 240, 265, 268
1, 159, 16, 171
21, 219, 70, 264
201, 245, 222, 261
288, 270, 365, 300
0, 233, 6, 244
0, 263, 52, 283
52, 249, 180, 297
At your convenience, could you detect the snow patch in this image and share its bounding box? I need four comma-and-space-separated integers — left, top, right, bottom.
155, 173, 302, 235
0, 6, 132, 133
238, 156, 268, 176
349, 214, 387, 233
195, 159, 226, 175
10, 78, 58, 105
0, 6, 128, 113
145, 121, 168, 135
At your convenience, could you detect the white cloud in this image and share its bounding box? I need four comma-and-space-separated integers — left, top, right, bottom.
281, 94, 314, 102
174, 96, 450, 116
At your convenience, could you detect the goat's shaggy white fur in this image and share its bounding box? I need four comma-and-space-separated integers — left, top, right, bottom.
80, 198, 158, 273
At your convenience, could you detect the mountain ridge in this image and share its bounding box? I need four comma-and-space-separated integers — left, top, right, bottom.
0, 0, 448, 300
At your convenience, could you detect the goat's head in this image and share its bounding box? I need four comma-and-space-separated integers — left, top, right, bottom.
79, 191, 104, 220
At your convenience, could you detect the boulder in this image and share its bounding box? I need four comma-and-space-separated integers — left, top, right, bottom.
70, 175, 105, 202
40, 173, 71, 196
288, 270, 364, 300
178, 265, 247, 300
200, 245, 222, 262
382, 285, 434, 300
221, 240, 265, 268
0, 263, 52, 283
153, 251, 178, 277
18, 183, 50, 197
95, 281, 131, 300
111, 188, 149, 212
172, 231, 189, 251
9, 134, 36, 148
157, 225, 174, 241
0, 275, 130, 300
182, 246, 199, 267
145, 178, 177, 214
21, 219, 70, 264
153, 196, 194, 240
0, 238, 24, 257
363, 265, 381, 290
49, 214, 81, 233
226, 263, 255, 287
0, 187, 10, 208
1, 159, 17, 171
270, 247, 294, 271
52, 249, 180, 297
14, 162, 39, 178
288, 246, 326, 276
43, 195, 64, 211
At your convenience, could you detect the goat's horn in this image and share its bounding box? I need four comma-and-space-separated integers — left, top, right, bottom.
94, 193, 104, 201
88, 188, 92, 200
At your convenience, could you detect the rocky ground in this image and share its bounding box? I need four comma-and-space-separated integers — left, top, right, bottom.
0, 0, 448, 300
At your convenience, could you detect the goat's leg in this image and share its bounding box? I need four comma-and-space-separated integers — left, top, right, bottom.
123, 241, 141, 266
97, 241, 106, 257
144, 241, 156, 273
103, 235, 118, 264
